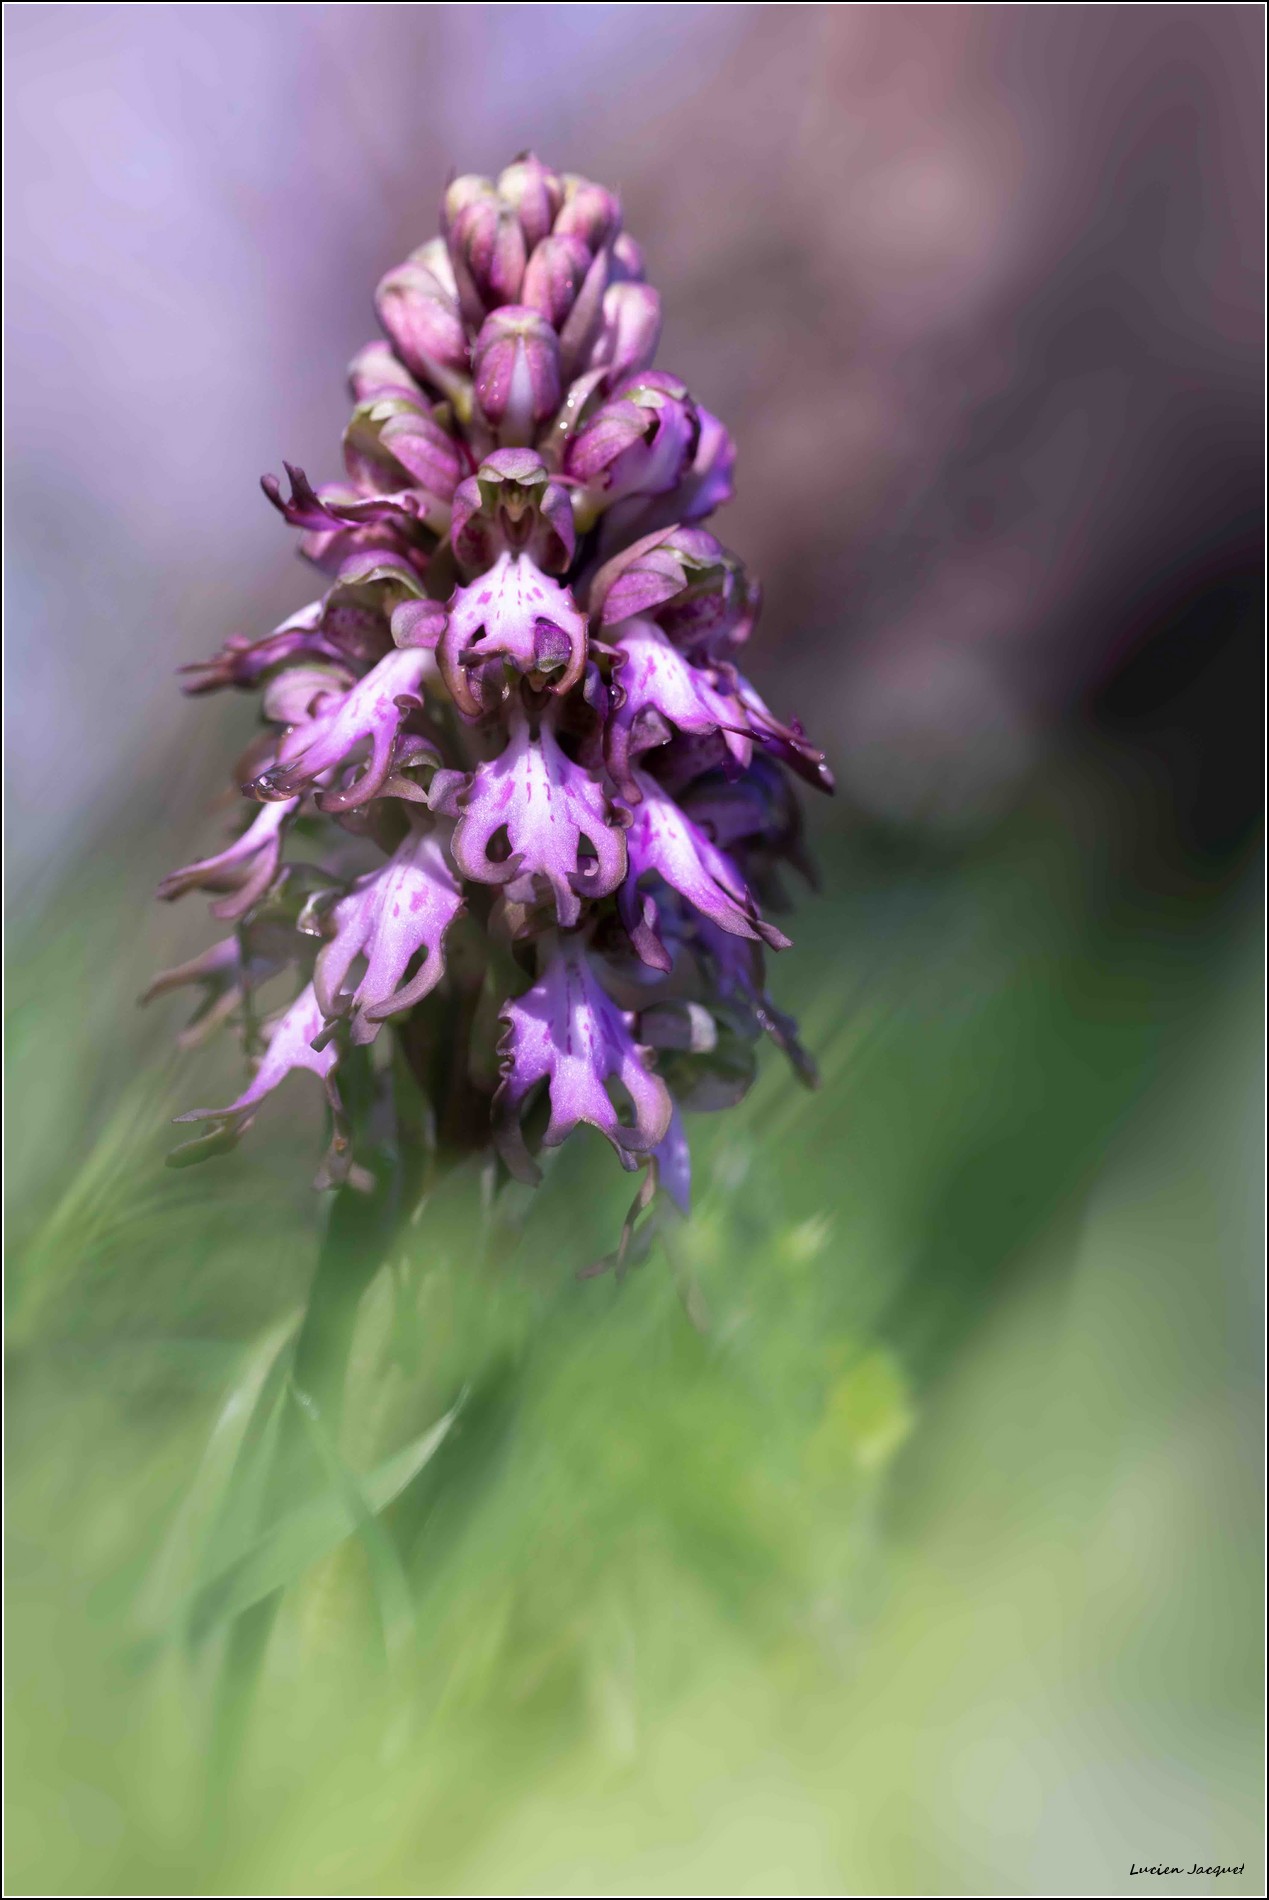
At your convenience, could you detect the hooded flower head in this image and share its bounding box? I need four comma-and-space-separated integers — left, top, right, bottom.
154, 155, 829, 1238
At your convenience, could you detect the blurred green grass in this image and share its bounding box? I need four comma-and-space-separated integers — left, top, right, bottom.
5, 735, 1262, 1896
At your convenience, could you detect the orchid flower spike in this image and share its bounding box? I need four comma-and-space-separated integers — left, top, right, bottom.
152, 155, 831, 1249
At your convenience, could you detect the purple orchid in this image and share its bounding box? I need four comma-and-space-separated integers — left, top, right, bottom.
493, 933, 671, 1182
169, 983, 348, 1182
450, 699, 626, 927
154, 156, 828, 1236
245, 645, 431, 811
313, 821, 464, 1044
440, 548, 586, 712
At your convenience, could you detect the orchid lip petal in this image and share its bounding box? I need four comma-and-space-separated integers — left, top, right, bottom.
440, 551, 587, 706
244, 647, 429, 810
313, 823, 465, 1044
621, 767, 787, 951
493, 934, 671, 1182
451, 699, 626, 926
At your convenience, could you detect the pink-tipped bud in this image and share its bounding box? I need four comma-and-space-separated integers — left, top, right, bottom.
496, 152, 564, 251
594, 282, 662, 381
611, 232, 645, 283
448, 192, 527, 321
374, 263, 469, 399
472, 306, 561, 446
521, 233, 592, 327
554, 176, 622, 252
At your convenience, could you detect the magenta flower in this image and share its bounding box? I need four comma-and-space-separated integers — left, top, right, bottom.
153, 156, 829, 1232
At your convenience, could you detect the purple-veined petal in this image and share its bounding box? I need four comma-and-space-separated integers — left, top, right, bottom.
621, 767, 790, 954
440, 550, 586, 713
451, 699, 626, 926
313, 822, 465, 1044
157, 797, 298, 921
246, 647, 430, 811
493, 934, 671, 1182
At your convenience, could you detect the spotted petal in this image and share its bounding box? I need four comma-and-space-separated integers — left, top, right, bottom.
246, 647, 430, 811
440, 551, 586, 715
451, 700, 626, 926
494, 936, 672, 1182
621, 768, 789, 955
314, 824, 464, 1044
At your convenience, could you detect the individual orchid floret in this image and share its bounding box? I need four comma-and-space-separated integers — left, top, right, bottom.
493, 933, 671, 1183
449, 448, 575, 575
169, 983, 347, 1179
140, 922, 295, 1051
451, 698, 626, 926
178, 605, 343, 696
246, 646, 430, 811
373, 243, 470, 408
565, 372, 698, 527
341, 375, 466, 535
312, 821, 464, 1044
261, 460, 431, 580
615, 406, 737, 547
440, 550, 586, 713
588, 524, 733, 632
157, 796, 297, 921
472, 306, 561, 446
185, 556, 433, 699
620, 767, 790, 959
604, 616, 749, 800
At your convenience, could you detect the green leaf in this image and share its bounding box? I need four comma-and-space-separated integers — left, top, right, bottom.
137, 1310, 301, 1630
180, 1398, 461, 1643
289, 1382, 419, 1668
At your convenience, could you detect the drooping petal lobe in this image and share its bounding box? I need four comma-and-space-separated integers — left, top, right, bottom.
247, 647, 430, 811
621, 768, 790, 954
170, 983, 346, 1177
156, 797, 297, 921
451, 701, 626, 925
494, 936, 672, 1181
314, 825, 464, 1044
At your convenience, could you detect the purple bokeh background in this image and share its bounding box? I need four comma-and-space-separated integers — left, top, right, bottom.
5, 3, 1262, 884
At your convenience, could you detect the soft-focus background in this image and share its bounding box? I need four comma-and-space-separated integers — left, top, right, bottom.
5, 5, 1263, 1895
